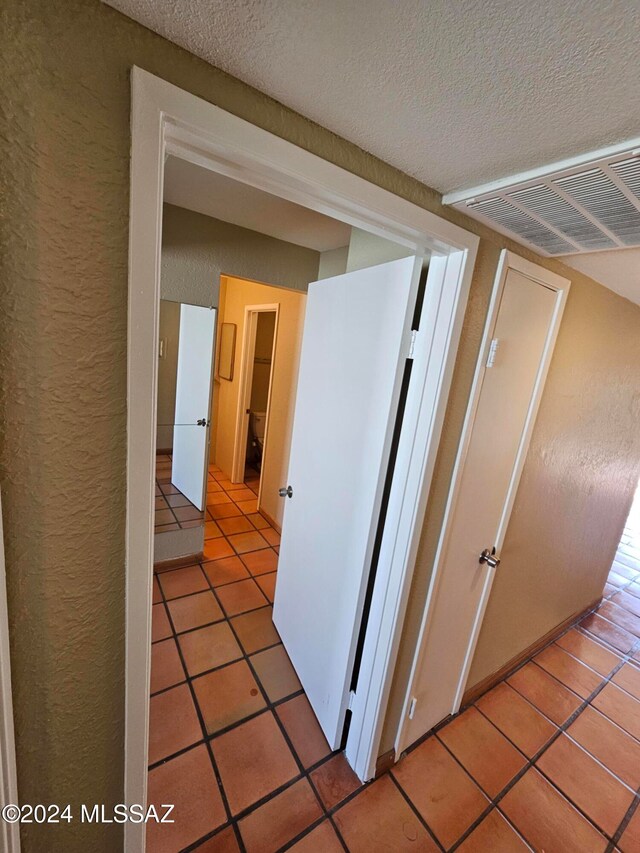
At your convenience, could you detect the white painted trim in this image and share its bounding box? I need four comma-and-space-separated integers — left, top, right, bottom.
231, 304, 280, 486
126, 66, 479, 851
442, 136, 640, 205
125, 69, 164, 853
347, 250, 474, 780
0, 492, 20, 853
395, 250, 570, 757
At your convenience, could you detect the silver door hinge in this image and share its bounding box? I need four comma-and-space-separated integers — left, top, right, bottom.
407, 329, 418, 359
348, 690, 356, 711
408, 697, 417, 719
486, 338, 500, 368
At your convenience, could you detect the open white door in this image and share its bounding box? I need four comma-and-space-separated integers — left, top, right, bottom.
273, 256, 421, 749
172, 305, 216, 510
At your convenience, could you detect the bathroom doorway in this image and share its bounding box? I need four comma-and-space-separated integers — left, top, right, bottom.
210, 277, 306, 534
232, 305, 278, 509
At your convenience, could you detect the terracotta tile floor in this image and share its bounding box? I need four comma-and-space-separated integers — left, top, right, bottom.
149, 475, 640, 852
154, 453, 207, 533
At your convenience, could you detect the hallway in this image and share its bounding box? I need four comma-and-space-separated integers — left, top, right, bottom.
148, 470, 640, 852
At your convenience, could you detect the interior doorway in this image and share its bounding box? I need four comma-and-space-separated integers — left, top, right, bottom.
126, 67, 479, 853
241, 309, 277, 486
211, 277, 307, 533
232, 305, 279, 515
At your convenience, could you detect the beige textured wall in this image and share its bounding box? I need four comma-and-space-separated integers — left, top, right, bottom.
1, 2, 639, 849
213, 278, 306, 528
317, 245, 349, 279
162, 203, 319, 307
468, 276, 640, 685
161, 202, 318, 469
346, 227, 413, 271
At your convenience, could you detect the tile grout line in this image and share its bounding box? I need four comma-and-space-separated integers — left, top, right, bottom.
153, 487, 342, 849
386, 771, 447, 851
443, 635, 640, 849
362, 544, 640, 849
607, 786, 640, 851
197, 544, 353, 851
152, 467, 352, 851
151, 604, 279, 647
386, 588, 640, 850
155, 467, 640, 852
397, 593, 607, 763
153, 560, 246, 853
152, 578, 294, 744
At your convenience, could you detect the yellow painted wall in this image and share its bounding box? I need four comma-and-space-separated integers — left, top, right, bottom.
213, 277, 306, 527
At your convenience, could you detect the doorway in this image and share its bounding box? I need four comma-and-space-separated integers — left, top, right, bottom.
240, 309, 277, 488
230, 303, 280, 519
396, 251, 570, 754
149, 254, 423, 850
126, 67, 479, 852
210, 277, 307, 533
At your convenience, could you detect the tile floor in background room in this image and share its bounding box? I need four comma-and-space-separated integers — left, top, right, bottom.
148, 470, 640, 852
154, 453, 211, 532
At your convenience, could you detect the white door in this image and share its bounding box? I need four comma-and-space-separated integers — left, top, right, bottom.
399, 255, 569, 750
172, 304, 216, 510
273, 256, 421, 748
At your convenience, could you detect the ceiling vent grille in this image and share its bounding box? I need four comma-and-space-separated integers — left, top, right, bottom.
555, 170, 640, 245
467, 197, 574, 255
443, 141, 640, 256
611, 158, 640, 201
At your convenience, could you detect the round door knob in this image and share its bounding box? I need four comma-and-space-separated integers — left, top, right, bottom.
278, 485, 293, 498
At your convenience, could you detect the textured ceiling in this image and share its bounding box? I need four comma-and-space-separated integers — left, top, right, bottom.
163, 156, 351, 251
104, 0, 640, 194
563, 248, 640, 306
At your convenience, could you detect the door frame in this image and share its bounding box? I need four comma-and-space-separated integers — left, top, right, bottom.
0, 492, 20, 853
126, 67, 478, 851
395, 249, 570, 756
231, 303, 280, 493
